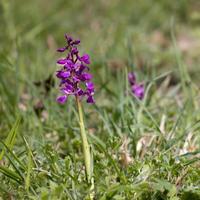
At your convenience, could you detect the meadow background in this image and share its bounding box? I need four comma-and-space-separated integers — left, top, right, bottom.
0, 0, 200, 199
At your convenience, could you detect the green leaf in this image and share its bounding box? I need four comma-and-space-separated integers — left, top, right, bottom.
0, 165, 22, 183
0, 117, 21, 160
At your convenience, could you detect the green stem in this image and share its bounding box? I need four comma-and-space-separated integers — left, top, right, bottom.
76, 96, 94, 199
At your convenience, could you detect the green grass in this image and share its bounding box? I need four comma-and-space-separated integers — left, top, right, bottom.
0, 0, 200, 199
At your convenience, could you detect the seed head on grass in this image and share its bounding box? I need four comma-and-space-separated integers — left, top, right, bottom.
128, 72, 144, 100
56, 34, 95, 104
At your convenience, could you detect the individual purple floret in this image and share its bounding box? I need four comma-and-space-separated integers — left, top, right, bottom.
56, 34, 95, 104
128, 72, 136, 85
128, 72, 144, 100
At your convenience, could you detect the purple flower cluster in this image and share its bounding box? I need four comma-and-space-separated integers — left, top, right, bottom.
128, 72, 144, 100
56, 34, 95, 104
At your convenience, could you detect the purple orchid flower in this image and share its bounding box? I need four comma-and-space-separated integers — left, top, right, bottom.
56, 34, 95, 104
128, 72, 144, 100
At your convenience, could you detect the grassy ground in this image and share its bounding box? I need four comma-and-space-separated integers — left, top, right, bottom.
0, 0, 200, 199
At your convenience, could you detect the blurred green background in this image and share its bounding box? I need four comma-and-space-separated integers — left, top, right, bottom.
1, 0, 200, 147
0, 0, 200, 199
1, 0, 200, 120
0, 0, 200, 140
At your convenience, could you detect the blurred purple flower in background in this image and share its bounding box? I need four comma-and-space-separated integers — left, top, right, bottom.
128, 72, 144, 100
56, 34, 95, 104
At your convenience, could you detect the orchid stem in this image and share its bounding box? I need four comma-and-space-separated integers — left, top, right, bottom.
76, 96, 94, 199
